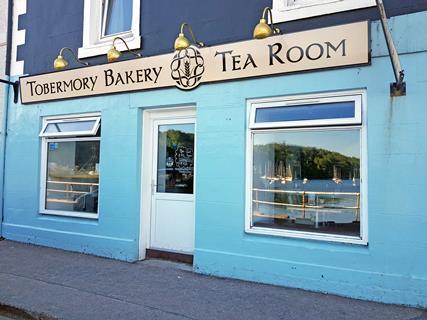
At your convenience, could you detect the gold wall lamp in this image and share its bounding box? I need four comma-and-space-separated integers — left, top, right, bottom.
174, 23, 205, 51
53, 47, 89, 70
253, 7, 281, 39
107, 37, 141, 63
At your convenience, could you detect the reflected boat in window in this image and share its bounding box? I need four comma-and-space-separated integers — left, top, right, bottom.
252, 128, 361, 237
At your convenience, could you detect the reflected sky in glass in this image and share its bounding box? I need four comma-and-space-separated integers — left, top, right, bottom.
159, 124, 194, 134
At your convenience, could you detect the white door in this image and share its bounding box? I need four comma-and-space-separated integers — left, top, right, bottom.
149, 114, 196, 254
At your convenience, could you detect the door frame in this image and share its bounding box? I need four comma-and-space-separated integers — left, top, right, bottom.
139, 106, 196, 260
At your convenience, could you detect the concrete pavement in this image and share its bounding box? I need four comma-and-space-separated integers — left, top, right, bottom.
0, 240, 425, 320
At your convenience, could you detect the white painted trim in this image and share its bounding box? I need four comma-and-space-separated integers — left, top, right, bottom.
78, 0, 141, 59
272, 0, 376, 23
139, 106, 196, 260
10, 0, 27, 76
78, 36, 141, 59
39, 113, 102, 220
245, 90, 368, 245
40, 209, 99, 220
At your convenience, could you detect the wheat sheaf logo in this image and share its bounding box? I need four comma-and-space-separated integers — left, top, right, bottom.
170, 46, 205, 90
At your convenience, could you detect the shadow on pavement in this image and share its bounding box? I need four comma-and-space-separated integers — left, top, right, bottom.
0, 304, 54, 320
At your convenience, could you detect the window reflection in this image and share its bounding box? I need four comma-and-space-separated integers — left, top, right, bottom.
44, 120, 97, 134
157, 124, 194, 194
46, 141, 100, 214
252, 129, 361, 237
255, 101, 355, 123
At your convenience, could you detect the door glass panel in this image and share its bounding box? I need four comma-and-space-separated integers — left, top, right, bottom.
157, 123, 194, 194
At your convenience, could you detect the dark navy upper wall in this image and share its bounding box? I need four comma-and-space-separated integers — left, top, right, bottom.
18, 0, 427, 75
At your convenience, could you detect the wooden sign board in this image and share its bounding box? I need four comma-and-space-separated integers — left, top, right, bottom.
20, 21, 369, 104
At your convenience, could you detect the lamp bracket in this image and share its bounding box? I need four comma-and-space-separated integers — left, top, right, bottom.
390, 70, 406, 97
181, 23, 205, 48
390, 81, 406, 97
376, 0, 406, 97
112, 37, 141, 58
60, 47, 89, 67
0, 79, 19, 104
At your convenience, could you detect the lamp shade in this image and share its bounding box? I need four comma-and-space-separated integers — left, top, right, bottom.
107, 46, 122, 62
53, 55, 69, 70
174, 33, 190, 51
253, 18, 273, 39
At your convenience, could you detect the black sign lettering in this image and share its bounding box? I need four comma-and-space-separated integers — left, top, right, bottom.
326, 39, 347, 58
287, 46, 304, 63
125, 71, 135, 84
232, 55, 241, 71
26, 81, 36, 96
115, 72, 125, 86
82, 77, 90, 90
104, 69, 114, 86
268, 43, 285, 65
243, 54, 257, 69
56, 81, 63, 93
136, 69, 144, 82
153, 67, 162, 84
215, 50, 233, 72
63, 80, 72, 91
306, 43, 324, 61
144, 68, 152, 82
35, 84, 43, 95
89, 76, 97, 91
73, 78, 83, 91
49, 82, 56, 94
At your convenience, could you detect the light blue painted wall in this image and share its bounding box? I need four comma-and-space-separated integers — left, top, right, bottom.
2, 94, 142, 261
3, 12, 427, 306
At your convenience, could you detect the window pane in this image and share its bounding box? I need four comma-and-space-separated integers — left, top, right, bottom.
252, 129, 361, 237
104, 0, 133, 36
255, 101, 355, 123
43, 120, 97, 135
157, 124, 194, 194
45, 140, 100, 215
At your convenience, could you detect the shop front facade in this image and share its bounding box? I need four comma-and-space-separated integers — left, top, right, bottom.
2, 0, 427, 307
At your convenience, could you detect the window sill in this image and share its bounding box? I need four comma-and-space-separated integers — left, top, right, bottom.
78, 35, 141, 59
41, 210, 99, 220
272, 0, 376, 23
246, 227, 368, 245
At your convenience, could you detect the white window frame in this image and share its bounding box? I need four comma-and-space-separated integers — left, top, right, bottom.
39, 113, 101, 219
250, 93, 362, 129
245, 90, 368, 245
272, 0, 376, 23
39, 116, 101, 138
78, 0, 141, 59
